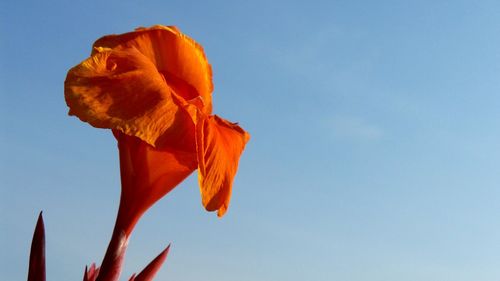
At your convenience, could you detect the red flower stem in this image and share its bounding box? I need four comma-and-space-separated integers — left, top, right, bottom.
95, 196, 146, 281
95, 223, 129, 281
95, 135, 152, 281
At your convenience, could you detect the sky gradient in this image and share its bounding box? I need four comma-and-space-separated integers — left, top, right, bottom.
2, 1, 500, 280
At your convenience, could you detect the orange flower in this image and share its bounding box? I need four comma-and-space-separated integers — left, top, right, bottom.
65, 25, 249, 280
66, 25, 249, 226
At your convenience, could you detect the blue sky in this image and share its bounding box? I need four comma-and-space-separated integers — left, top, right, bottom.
2, 1, 500, 280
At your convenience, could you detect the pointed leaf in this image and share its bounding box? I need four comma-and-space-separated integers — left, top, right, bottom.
83, 264, 100, 281
134, 245, 171, 281
27, 212, 45, 281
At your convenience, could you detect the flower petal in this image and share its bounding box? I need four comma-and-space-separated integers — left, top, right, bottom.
196, 115, 250, 217
92, 25, 213, 113
65, 47, 194, 148
114, 131, 197, 234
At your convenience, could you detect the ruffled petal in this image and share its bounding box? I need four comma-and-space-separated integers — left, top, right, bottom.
92, 25, 213, 113
196, 115, 250, 217
65, 47, 194, 149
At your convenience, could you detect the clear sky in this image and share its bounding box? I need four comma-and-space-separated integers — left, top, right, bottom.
2, 1, 500, 280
